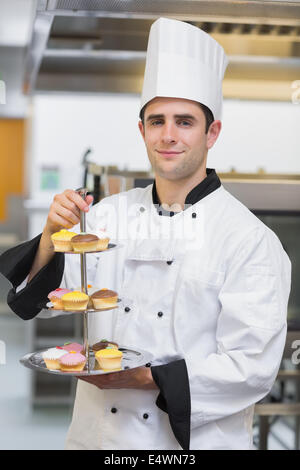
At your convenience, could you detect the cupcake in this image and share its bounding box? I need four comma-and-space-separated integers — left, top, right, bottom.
95, 348, 123, 371
92, 339, 119, 353
59, 351, 87, 372
74, 285, 98, 309
42, 347, 68, 370
62, 342, 84, 353
70, 233, 100, 253
91, 289, 118, 309
51, 229, 78, 252
61, 291, 89, 311
48, 288, 72, 309
95, 231, 110, 251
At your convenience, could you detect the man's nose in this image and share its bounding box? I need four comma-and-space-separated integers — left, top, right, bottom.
161, 122, 177, 144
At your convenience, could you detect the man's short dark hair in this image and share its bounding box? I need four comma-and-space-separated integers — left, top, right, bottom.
139, 100, 214, 134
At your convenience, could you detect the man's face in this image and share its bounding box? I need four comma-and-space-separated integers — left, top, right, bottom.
139, 97, 216, 182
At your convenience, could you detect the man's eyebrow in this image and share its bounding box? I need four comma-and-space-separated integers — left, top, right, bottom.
174, 114, 197, 121
146, 113, 197, 122
146, 114, 164, 122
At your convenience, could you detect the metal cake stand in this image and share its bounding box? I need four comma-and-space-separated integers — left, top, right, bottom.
20, 346, 153, 376
20, 188, 151, 375
36, 297, 122, 319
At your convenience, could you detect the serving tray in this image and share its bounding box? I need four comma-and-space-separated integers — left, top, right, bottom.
36, 299, 122, 319
54, 242, 118, 254
20, 346, 152, 376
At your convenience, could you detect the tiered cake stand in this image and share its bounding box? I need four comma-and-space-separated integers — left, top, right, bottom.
20, 188, 152, 376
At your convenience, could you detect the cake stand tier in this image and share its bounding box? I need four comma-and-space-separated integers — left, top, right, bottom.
20, 347, 152, 376
36, 299, 122, 319
54, 242, 118, 254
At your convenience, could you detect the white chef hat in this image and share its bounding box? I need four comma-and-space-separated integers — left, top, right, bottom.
140, 17, 228, 121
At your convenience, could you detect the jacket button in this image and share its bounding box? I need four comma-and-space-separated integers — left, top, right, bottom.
159, 211, 162, 216
157, 312, 163, 318
124, 307, 131, 313
145, 363, 151, 367
192, 212, 197, 218
111, 407, 117, 413
170, 211, 174, 217
140, 206, 145, 212
143, 413, 149, 420
167, 260, 173, 265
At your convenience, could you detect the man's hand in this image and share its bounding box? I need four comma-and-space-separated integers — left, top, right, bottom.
77, 366, 158, 391
27, 189, 93, 283
46, 189, 94, 235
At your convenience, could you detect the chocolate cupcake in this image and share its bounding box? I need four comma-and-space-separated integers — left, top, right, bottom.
70, 233, 100, 253
92, 339, 119, 353
91, 289, 118, 309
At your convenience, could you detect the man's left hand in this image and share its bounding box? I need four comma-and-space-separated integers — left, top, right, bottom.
77, 366, 158, 390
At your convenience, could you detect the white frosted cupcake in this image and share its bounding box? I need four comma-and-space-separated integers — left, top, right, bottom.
42, 347, 68, 370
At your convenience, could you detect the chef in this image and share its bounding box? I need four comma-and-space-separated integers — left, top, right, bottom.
0, 18, 291, 450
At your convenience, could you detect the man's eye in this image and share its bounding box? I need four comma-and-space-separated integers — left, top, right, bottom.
178, 120, 191, 126
151, 120, 163, 126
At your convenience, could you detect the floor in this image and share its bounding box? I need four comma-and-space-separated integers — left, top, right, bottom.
0, 313, 73, 450
0, 311, 297, 450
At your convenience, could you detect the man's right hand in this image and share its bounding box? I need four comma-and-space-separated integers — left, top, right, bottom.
45, 189, 94, 235
27, 190, 94, 283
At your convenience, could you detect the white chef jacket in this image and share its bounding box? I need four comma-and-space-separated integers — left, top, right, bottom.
58, 183, 291, 450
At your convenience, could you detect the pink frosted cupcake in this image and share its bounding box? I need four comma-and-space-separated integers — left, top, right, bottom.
48, 288, 72, 309
62, 342, 84, 354
59, 351, 86, 372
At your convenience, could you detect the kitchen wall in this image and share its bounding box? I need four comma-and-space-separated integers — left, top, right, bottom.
28, 93, 148, 203
0, 119, 25, 221
26, 92, 300, 237
30, 93, 300, 194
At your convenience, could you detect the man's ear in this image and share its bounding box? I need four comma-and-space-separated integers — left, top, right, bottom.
138, 120, 145, 140
207, 120, 222, 150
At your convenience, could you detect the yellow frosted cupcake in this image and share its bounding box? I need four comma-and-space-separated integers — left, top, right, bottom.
61, 291, 89, 311
51, 229, 78, 252
95, 348, 123, 371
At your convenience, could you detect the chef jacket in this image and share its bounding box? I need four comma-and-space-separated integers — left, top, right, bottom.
0, 169, 291, 450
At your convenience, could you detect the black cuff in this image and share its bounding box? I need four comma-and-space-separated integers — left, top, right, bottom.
151, 359, 191, 450
0, 235, 65, 320
0, 234, 42, 286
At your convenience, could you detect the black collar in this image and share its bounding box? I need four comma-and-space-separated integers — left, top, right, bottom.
152, 168, 221, 216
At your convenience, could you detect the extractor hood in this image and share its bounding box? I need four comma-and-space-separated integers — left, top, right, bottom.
19, 1, 300, 103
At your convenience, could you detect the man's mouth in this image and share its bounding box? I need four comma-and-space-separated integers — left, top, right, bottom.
156, 150, 183, 158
